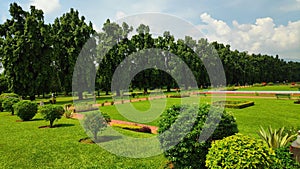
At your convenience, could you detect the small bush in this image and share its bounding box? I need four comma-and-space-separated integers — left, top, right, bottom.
0, 93, 19, 113
0, 93, 19, 99
13, 101, 37, 121
83, 111, 110, 140
206, 134, 275, 169
271, 144, 300, 169
2, 97, 20, 115
158, 104, 238, 168
39, 105, 64, 127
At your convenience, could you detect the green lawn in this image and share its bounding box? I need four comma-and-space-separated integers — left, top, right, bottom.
0, 112, 167, 169
1, 94, 299, 168
237, 85, 298, 91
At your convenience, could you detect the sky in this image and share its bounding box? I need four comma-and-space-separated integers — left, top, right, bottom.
0, 0, 299, 61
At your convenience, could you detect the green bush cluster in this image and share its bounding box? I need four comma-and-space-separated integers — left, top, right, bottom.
271, 145, 300, 169
206, 134, 275, 169
2, 97, 20, 115
158, 104, 238, 168
39, 105, 64, 127
0, 93, 19, 112
13, 100, 38, 121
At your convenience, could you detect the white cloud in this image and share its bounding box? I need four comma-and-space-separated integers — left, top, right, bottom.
115, 11, 127, 20
1, 15, 7, 23
29, 0, 61, 14
198, 13, 300, 60
280, 0, 300, 12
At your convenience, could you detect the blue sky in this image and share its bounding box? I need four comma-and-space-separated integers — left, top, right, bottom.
1, 0, 299, 61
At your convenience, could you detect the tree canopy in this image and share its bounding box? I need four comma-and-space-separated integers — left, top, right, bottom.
0, 3, 299, 99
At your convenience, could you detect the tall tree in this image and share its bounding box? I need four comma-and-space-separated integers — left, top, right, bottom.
52, 8, 94, 96
0, 3, 51, 100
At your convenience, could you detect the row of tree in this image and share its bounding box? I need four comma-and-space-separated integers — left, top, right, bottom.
0, 3, 299, 99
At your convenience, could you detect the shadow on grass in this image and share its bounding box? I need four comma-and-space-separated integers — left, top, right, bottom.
79, 136, 122, 144
38, 123, 75, 128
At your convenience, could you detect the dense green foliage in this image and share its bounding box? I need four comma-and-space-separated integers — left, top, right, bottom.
0, 93, 19, 112
258, 126, 296, 149
1, 3, 299, 99
2, 97, 20, 115
206, 134, 275, 169
0, 3, 94, 99
271, 145, 300, 169
82, 111, 111, 140
39, 105, 65, 127
158, 104, 238, 168
13, 100, 37, 121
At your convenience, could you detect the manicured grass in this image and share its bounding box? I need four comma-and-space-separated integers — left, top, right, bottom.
2, 93, 299, 168
226, 97, 300, 138
0, 112, 167, 168
237, 85, 298, 91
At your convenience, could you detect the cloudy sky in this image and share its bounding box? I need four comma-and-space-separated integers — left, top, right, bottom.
1, 0, 299, 61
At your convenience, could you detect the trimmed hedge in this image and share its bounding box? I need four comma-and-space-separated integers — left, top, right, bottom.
158, 104, 238, 168
206, 134, 275, 168
213, 100, 254, 109
168, 94, 190, 98
14, 101, 37, 121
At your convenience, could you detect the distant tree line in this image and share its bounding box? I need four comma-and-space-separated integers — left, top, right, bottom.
0, 3, 299, 99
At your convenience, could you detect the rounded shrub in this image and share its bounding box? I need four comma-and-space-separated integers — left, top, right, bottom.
14, 100, 37, 121
39, 105, 64, 127
206, 134, 275, 169
0, 93, 19, 113
158, 104, 238, 168
2, 97, 20, 115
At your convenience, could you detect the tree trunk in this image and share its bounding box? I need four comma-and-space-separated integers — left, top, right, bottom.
167, 86, 171, 92
105, 90, 109, 95
50, 120, 54, 128
143, 87, 148, 94
30, 95, 35, 101
93, 131, 98, 140
97, 90, 100, 97
78, 92, 83, 100
116, 90, 121, 97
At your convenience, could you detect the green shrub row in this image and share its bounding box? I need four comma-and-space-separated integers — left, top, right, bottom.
213, 100, 255, 109
168, 94, 190, 98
